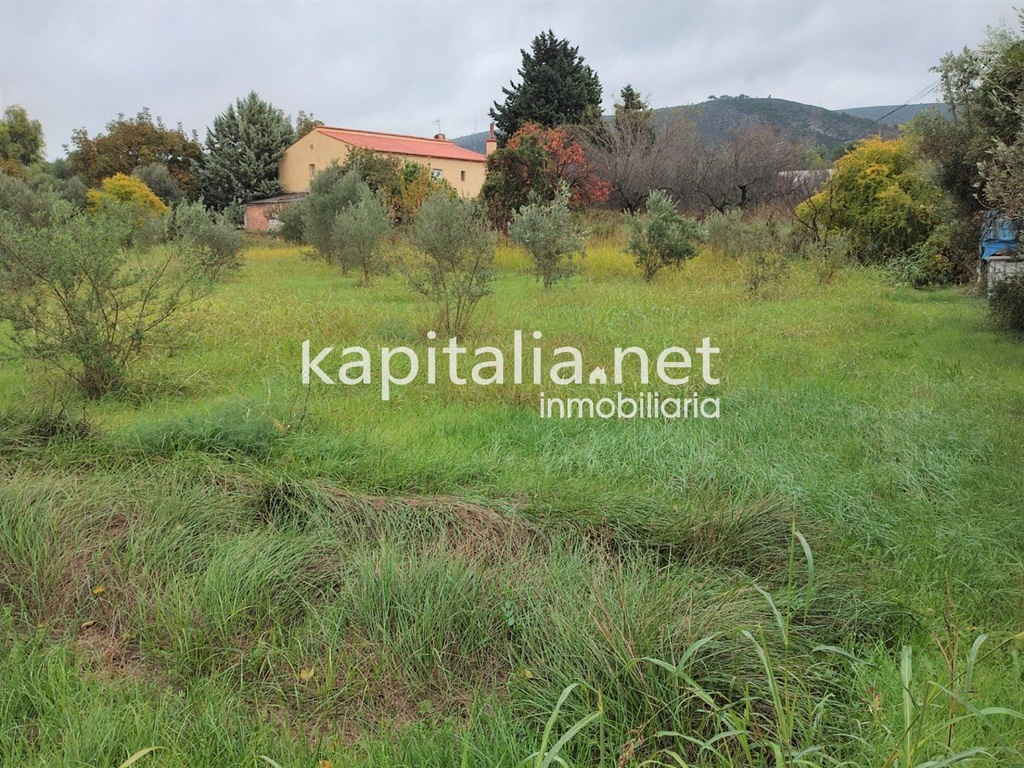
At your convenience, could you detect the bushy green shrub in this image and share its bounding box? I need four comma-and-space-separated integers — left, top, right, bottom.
887, 224, 958, 288
626, 188, 705, 281
800, 232, 851, 286
509, 185, 584, 289
990, 271, 1024, 333
27, 172, 88, 211
703, 208, 746, 258
743, 250, 790, 296
0, 172, 50, 225
276, 198, 308, 243
705, 208, 786, 260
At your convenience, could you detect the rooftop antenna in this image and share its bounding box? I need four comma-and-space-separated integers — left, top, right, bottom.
433, 118, 441, 136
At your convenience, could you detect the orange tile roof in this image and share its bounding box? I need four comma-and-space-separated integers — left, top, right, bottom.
315, 127, 486, 163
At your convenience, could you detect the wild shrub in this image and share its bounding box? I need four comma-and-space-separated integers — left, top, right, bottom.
801, 232, 851, 286
509, 185, 584, 289
407, 193, 495, 336
276, 198, 308, 244
886, 223, 959, 288
990, 271, 1024, 333
703, 208, 746, 258
796, 138, 943, 268
86, 173, 168, 219
743, 249, 790, 296
166, 200, 244, 281
705, 208, 786, 260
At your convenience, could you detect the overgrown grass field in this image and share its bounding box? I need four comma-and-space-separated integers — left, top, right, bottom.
2, 236, 1024, 766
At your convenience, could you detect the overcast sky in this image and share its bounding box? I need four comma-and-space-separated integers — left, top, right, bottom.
0, 0, 1018, 160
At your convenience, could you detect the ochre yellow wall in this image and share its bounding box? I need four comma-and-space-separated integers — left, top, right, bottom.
278, 131, 487, 198
279, 131, 352, 194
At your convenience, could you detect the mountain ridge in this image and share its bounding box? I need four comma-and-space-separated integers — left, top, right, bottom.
451, 98, 945, 155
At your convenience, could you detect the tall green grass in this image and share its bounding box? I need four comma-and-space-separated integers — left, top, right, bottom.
2, 239, 1024, 764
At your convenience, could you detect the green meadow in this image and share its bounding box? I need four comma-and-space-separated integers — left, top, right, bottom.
3, 236, 1024, 766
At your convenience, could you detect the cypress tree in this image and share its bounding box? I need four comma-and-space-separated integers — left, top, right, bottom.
489, 30, 603, 144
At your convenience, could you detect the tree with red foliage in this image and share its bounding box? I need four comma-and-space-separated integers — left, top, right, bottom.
481, 122, 609, 230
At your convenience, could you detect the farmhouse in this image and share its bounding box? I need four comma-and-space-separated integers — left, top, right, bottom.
244, 125, 494, 231
282, 126, 491, 197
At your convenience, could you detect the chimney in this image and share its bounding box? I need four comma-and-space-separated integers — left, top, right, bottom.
434, 133, 446, 141
485, 122, 497, 157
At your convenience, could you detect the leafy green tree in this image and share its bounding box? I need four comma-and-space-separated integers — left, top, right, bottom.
626, 189, 705, 282
407, 194, 495, 336
338, 147, 403, 203
0, 105, 44, 168
27, 173, 88, 211
0, 202, 206, 398
68, 109, 202, 197
293, 110, 323, 138
198, 91, 295, 210
132, 162, 184, 205
907, 16, 1024, 279
277, 199, 308, 243
489, 30, 603, 142
331, 193, 393, 285
509, 184, 584, 289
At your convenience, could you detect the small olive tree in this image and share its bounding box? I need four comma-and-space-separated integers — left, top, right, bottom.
331, 192, 392, 285
509, 185, 584, 289
303, 165, 370, 266
0, 203, 206, 398
407, 194, 495, 337
626, 189, 705, 281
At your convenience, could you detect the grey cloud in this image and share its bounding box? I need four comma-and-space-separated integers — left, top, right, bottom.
0, 0, 1017, 160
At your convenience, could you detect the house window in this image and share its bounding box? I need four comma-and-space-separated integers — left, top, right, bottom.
460, 170, 466, 182
431, 168, 443, 180
309, 164, 316, 178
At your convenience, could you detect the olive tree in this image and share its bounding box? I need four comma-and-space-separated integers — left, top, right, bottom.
0, 203, 206, 398
509, 184, 584, 289
331, 192, 393, 285
626, 189, 705, 282
407, 194, 495, 336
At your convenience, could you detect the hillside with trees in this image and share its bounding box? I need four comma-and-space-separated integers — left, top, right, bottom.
456, 96, 896, 156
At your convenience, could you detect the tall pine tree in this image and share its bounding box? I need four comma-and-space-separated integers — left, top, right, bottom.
199, 91, 295, 210
489, 30, 603, 144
